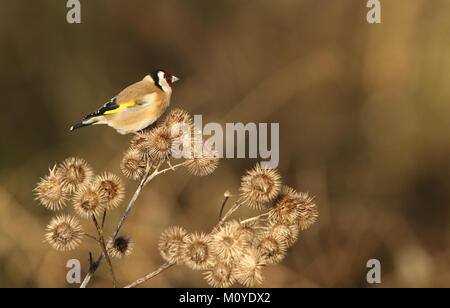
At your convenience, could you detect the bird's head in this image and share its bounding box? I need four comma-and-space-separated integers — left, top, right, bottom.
149, 69, 179, 93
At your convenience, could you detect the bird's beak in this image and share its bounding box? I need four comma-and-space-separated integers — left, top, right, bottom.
172, 76, 180, 83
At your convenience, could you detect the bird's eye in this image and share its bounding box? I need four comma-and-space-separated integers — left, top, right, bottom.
165, 76, 171, 82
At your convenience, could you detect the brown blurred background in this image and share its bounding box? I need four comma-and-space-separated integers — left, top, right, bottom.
1, 0, 450, 288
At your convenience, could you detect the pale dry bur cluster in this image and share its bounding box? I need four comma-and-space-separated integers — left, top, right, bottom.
158, 164, 318, 288
107, 235, 134, 259
34, 157, 130, 256
121, 108, 219, 180
34, 108, 317, 288
34, 108, 222, 287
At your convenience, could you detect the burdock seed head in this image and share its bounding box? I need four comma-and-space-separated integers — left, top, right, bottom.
129, 131, 151, 149
183, 233, 213, 270
45, 215, 83, 251
94, 172, 125, 210
185, 147, 219, 176
57, 157, 93, 193
266, 221, 299, 247
142, 126, 173, 161
237, 220, 262, 243
211, 221, 246, 265
107, 234, 134, 259
234, 249, 266, 287
239, 164, 282, 210
120, 148, 146, 180
297, 192, 318, 230
158, 226, 188, 264
163, 108, 193, 136
256, 233, 287, 264
203, 259, 235, 288
73, 186, 106, 218
268, 186, 301, 224
34, 165, 69, 211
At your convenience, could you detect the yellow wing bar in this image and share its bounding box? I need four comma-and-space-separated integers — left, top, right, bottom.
104, 101, 136, 115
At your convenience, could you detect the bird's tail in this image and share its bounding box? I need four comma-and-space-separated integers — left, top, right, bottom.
70, 121, 93, 131
70, 114, 104, 131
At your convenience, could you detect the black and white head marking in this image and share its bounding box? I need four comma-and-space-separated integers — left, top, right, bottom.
150, 69, 174, 93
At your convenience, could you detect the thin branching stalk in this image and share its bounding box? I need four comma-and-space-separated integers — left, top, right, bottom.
124, 262, 174, 288
92, 214, 117, 288
111, 162, 157, 240
80, 255, 102, 288
217, 201, 242, 228
80, 159, 187, 288
218, 194, 231, 219
240, 212, 269, 224
80, 165, 153, 288
147, 160, 189, 181
101, 210, 107, 229
84, 233, 100, 243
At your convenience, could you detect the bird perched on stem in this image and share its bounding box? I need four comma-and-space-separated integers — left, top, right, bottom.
70, 69, 179, 136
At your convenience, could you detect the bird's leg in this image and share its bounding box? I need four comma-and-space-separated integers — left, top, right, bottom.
133, 131, 147, 139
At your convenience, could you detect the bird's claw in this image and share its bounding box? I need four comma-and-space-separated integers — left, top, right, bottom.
133, 131, 147, 139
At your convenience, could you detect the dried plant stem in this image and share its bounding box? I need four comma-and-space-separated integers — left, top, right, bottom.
80, 165, 153, 288
151, 160, 189, 179
217, 201, 242, 227
80, 159, 187, 288
84, 233, 100, 243
111, 163, 156, 240
218, 194, 231, 219
80, 256, 98, 288
240, 212, 269, 224
101, 210, 107, 229
92, 214, 117, 288
124, 262, 174, 288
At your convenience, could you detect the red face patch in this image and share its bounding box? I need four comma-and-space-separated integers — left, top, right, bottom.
163, 71, 173, 87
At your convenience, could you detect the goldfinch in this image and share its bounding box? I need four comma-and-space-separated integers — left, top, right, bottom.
70, 69, 179, 136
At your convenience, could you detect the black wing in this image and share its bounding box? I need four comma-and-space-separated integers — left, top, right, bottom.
83, 97, 119, 120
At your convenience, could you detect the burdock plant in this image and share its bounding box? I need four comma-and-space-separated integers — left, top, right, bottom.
34, 108, 318, 288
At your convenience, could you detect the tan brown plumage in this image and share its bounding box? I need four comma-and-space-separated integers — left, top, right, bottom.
70, 70, 179, 135
104, 77, 170, 134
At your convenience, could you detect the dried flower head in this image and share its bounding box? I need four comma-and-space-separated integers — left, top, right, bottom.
183, 233, 213, 270
45, 215, 83, 251
94, 172, 125, 210
57, 157, 93, 193
224, 190, 232, 198
158, 226, 188, 264
121, 148, 146, 180
203, 260, 235, 288
234, 249, 265, 287
297, 193, 318, 230
163, 108, 193, 136
185, 147, 219, 176
34, 166, 69, 211
267, 222, 299, 247
169, 122, 197, 158
73, 186, 106, 218
107, 235, 134, 258
140, 126, 173, 161
268, 186, 301, 224
129, 131, 151, 149
240, 164, 282, 210
237, 220, 262, 242
256, 234, 287, 264
211, 221, 246, 264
